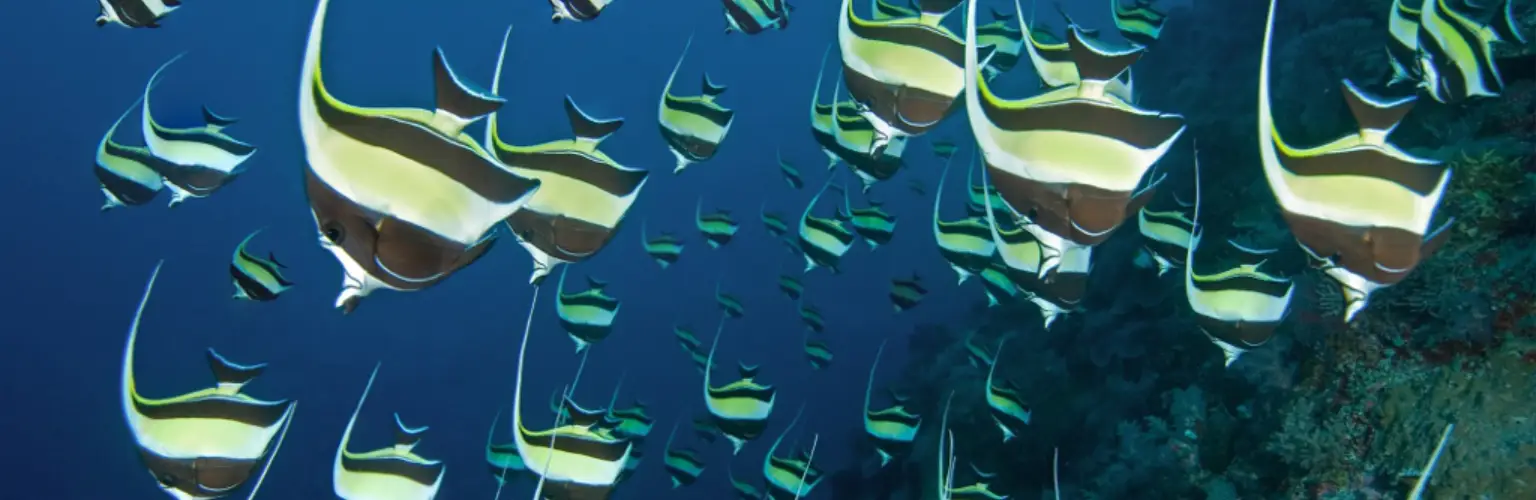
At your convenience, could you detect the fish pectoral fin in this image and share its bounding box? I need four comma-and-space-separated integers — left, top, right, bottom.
373, 217, 463, 284
430, 47, 506, 136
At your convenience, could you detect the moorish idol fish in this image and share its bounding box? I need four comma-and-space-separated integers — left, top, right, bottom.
1018, 4, 1137, 102
1184, 237, 1295, 368
702, 317, 777, 454
762, 204, 792, 238
640, 219, 685, 269
549, 0, 615, 23
97, 0, 182, 28
827, 79, 910, 191
1183, 138, 1295, 366
890, 273, 927, 312
716, 282, 746, 318
1414, 0, 1527, 103
722, 0, 794, 34
799, 303, 825, 333
230, 230, 293, 301
485, 28, 648, 286
659, 35, 736, 174
507, 287, 633, 498
805, 47, 910, 184
846, 193, 898, 249
142, 54, 257, 207
984, 338, 1030, 441
697, 198, 741, 248
1258, 0, 1452, 322
1136, 171, 1197, 277
96, 89, 169, 211
780, 151, 805, 189
333, 366, 445, 499
1110, 0, 1168, 48
931, 139, 958, 159
762, 406, 824, 500
779, 274, 804, 300
966, 3, 1181, 269
872, 0, 919, 20
838, 0, 979, 155
555, 268, 621, 352
979, 165, 1087, 327
864, 339, 921, 467
490, 95, 646, 285
797, 176, 857, 273
933, 151, 998, 284
977, 6, 1025, 81
804, 335, 834, 370
121, 262, 295, 500
301, 6, 541, 313
485, 410, 528, 486
661, 421, 706, 488
1385, 0, 1425, 86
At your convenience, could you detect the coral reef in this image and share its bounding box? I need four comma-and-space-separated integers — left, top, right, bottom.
827, 1, 1536, 498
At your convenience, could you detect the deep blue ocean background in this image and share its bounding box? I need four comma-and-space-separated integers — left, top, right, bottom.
0, 0, 1119, 497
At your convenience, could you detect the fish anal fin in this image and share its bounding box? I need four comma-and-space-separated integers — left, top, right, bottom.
373, 217, 465, 283
430, 47, 505, 134
1339, 79, 1416, 136
1065, 27, 1143, 82
206, 349, 265, 391
563, 95, 624, 143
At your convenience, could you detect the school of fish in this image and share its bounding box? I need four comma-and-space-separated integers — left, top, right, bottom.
94, 0, 1524, 497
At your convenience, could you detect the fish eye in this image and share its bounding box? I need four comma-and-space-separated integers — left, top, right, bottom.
322, 222, 346, 244
157, 473, 177, 486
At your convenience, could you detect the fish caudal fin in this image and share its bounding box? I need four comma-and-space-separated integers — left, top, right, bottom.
202, 105, 239, 130
206, 349, 266, 391
1065, 27, 1143, 82
702, 73, 728, 97
431, 47, 506, 135
1339, 79, 1415, 137
564, 96, 625, 143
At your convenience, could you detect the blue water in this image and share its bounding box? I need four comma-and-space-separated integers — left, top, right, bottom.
0, 1, 1071, 497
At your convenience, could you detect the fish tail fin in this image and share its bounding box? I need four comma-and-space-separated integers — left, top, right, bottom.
206, 349, 266, 390
393, 413, 429, 449
431, 47, 506, 126
702, 73, 728, 97
1491, 0, 1526, 46
1065, 27, 1143, 82
201, 105, 239, 130
1339, 79, 1416, 136
563, 95, 624, 143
